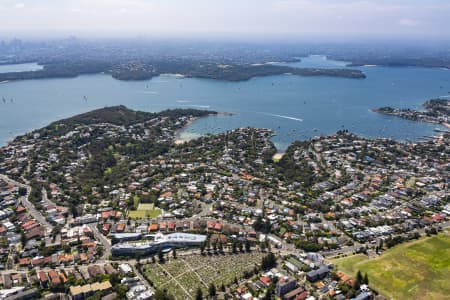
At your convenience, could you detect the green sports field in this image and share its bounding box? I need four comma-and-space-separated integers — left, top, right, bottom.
128, 203, 162, 219
332, 232, 450, 300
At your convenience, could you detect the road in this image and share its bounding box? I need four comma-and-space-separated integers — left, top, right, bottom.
87, 223, 111, 260
0, 174, 54, 231
131, 264, 153, 290
322, 221, 450, 258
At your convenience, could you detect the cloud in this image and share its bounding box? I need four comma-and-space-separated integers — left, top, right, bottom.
69, 8, 82, 13
0, 0, 449, 38
398, 18, 419, 27
14, 2, 24, 9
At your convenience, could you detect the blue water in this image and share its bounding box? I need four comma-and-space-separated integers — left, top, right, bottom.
0, 62, 43, 74
0, 56, 449, 150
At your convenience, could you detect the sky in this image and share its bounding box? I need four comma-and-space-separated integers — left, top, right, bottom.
0, 0, 449, 40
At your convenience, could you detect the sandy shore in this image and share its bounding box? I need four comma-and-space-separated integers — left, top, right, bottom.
174, 117, 197, 144
160, 73, 185, 78
174, 112, 234, 144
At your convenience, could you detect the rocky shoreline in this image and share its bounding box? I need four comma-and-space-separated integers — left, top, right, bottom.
372, 99, 450, 129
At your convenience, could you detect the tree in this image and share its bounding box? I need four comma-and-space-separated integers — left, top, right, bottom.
18, 187, 27, 196
221, 283, 226, 292
195, 287, 203, 300
245, 240, 251, 252
363, 273, 369, 285
356, 270, 363, 283
208, 283, 216, 298
86, 291, 103, 300
264, 284, 274, 300
232, 242, 237, 254
158, 250, 165, 263
261, 252, 276, 270
354, 270, 363, 290
154, 289, 174, 300
260, 240, 267, 252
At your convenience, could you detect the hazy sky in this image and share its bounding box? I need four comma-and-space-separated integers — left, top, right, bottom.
1, 0, 449, 39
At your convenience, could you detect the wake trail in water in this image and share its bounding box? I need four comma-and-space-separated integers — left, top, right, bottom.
257, 112, 303, 122
179, 104, 211, 109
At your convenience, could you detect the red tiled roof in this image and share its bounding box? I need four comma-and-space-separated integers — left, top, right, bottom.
116, 223, 125, 232
259, 276, 271, 286
38, 271, 48, 282
19, 258, 30, 266
149, 224, 159, 231
16, 206, 26, 213
207, 221, 216, 229
48, 270, 61, 284
60, 272, 68, 283
214, 223, 223, 231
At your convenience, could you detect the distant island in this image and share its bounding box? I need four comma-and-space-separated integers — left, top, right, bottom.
0, 60, 366, 83
344, 57, 450, 69
373, 99, 450, 128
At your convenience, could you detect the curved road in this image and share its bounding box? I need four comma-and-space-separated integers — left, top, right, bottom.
0, 174, 54, 231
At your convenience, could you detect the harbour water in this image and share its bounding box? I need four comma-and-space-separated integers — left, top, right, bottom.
0, 56, 449, 150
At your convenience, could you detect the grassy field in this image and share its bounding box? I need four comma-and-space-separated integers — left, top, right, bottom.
142, 252, 265, 299
128, 203, 161, 219
332, 232, 450, 300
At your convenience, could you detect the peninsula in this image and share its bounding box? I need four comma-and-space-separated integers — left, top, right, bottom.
372, 99, 450, 127
0, 60, 366, 83
0, 105, 448, 300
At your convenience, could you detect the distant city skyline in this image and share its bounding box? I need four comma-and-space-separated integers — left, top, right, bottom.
0, 0, 449, 39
